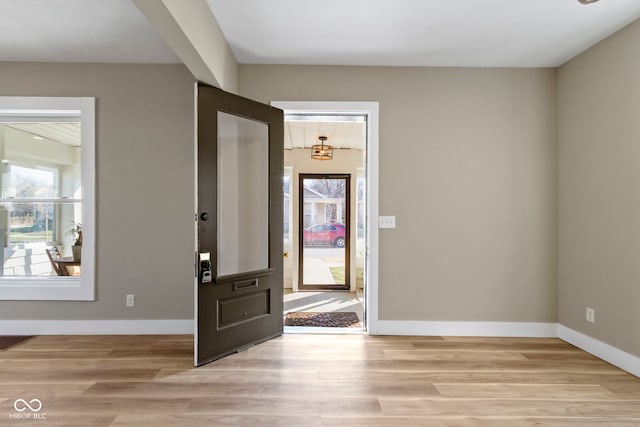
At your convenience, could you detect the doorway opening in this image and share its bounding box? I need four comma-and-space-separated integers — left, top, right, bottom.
281, 112, 367, 331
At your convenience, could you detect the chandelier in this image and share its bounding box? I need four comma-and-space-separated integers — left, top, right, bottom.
311, 136, 333, 161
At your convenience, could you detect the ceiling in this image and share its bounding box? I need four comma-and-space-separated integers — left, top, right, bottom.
0, 1, 639, 68
0, 0, 179, 63
207, 0, 640, 67
285, 119, 365, 151
5, 123, 81, 147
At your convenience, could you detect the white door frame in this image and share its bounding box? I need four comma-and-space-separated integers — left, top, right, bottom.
272, 101, 380, 334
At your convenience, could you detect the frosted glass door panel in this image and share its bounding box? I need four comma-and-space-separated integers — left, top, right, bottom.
217, 112, 269, 276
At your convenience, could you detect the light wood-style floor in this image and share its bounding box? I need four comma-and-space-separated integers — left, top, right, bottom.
1, 334, 640, 426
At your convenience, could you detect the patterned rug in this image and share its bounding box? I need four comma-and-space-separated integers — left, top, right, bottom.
0, 336, 33, 350
284, 311, 360, 328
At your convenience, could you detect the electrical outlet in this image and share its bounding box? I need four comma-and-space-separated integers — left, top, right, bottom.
379, 216, 396, 229
586, 307, 595, 323
126, 294, 135, 307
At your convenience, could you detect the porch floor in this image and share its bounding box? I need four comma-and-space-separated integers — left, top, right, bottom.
283, 289, 364, 325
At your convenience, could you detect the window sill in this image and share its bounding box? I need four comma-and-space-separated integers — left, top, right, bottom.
0, 276, 94, 301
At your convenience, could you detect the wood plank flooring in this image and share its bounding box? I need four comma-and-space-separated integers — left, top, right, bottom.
0, 334, 639, 426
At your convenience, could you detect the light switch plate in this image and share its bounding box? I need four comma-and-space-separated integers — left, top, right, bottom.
379, 216, 396, 228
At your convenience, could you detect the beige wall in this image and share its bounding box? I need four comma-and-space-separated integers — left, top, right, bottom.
241, 65, 557, 322
558, 20, 640, 356
0, 62, 195, 320
0, 19, 634, 357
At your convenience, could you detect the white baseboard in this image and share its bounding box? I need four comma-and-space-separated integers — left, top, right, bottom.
558, 324, 640, 378
375, 320, 558, 337
0, 319, 194, 335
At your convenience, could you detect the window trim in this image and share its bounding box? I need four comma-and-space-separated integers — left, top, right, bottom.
0, 97, 95, 301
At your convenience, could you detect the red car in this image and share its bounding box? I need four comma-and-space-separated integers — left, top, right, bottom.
303, 223, 346, 247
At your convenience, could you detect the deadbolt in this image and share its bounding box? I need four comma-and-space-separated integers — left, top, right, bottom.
200, 212, 209, 221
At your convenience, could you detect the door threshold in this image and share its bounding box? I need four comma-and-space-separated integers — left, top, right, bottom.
284, 326, 365, 335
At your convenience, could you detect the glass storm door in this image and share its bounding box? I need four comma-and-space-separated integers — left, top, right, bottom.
196, 83, 284, 366
299, 174, 350, 290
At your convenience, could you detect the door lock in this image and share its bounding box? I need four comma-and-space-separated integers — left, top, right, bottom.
199, 252, 212, 284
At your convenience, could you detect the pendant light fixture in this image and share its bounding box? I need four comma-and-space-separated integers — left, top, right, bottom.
311, 136, 333, 161
577, 0, 599, 4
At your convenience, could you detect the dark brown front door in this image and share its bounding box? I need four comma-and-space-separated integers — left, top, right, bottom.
195, 83, 283, 366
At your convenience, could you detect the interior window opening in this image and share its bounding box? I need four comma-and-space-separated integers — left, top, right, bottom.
0, 121, 82, 278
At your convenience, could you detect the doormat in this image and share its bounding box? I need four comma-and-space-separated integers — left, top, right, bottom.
0, 336, 33, 350
284, 311, 360, 328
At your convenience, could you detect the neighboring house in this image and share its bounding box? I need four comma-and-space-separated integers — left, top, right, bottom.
302, 185, 345, 229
